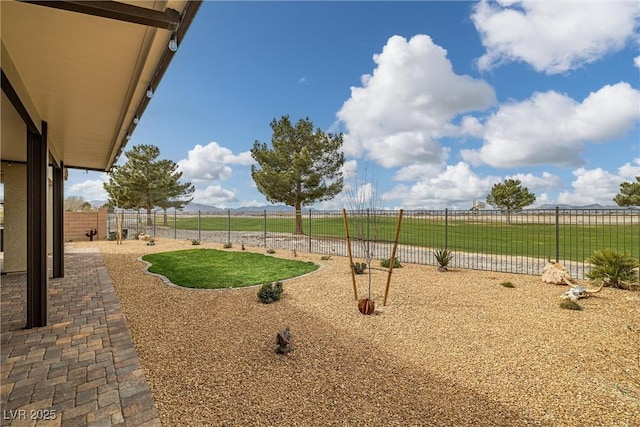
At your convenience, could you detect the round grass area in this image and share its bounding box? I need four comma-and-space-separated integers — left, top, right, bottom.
142, 249, 318, 289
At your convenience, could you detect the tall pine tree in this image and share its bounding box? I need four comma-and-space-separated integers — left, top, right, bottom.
104, 145, 194, 225
614, 176, 640, 207
251, 116, 345, 234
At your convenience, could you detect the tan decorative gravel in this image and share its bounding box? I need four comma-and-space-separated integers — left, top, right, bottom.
80, 239, 638, 426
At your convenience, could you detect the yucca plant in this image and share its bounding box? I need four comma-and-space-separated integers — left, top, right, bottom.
434, 248, 454, 272
586, 249, 639, 289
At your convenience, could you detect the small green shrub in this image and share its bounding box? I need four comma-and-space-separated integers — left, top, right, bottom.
107, 229, 128, 241
266, 248, 276, 254
586, 249, 639, 289
191, 239, 201, 246
223, 242, 232, 249
353, 262, 367, 274
434, 248, 454, 271
258, 282, 283, 304
500, 281, 515, 288
380, 258, 401, 268
320, 255, 331, 260
560, 300, 582, 310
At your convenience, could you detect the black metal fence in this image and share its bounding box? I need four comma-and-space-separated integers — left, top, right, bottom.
106, 208, 639, 279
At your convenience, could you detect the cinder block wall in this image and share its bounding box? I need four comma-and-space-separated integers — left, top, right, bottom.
64, 208, 107, 242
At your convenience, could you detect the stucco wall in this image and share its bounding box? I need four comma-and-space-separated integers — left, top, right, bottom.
64, 208, 107, 242
3, 162, 27, 273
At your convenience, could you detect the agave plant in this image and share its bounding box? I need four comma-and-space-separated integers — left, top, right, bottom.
434, 248, 454, 272
586, 249, 639, 289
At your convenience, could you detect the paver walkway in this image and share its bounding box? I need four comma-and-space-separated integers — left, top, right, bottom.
1, 247, 160, 426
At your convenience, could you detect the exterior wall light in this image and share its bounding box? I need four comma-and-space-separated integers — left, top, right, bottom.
168, 33, 178, 52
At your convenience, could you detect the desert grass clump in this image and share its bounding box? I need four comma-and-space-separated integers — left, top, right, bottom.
257, 282, 283, 304
586, 249, 639, 289
560, 299, 582, 310
380, 258, 401, 268
223, 242, 232, 249
191, 239, 200, 245
266, 248, 276, 254
500, 281, 515, 288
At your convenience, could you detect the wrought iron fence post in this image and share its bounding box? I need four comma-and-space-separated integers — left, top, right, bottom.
555, 206, 560, 263
227, 209, 231, 246
263, 210, 267, 248
174, 209, 177, 240
629, 207, 640, 280
153, 211, 156, 237
308, 209, 312, 253
366, 208, 370, 259
198, 210, 201, 242
445, 208, 449, 249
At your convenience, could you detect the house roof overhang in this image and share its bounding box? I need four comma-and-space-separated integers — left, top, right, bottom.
1, 0, 201, 171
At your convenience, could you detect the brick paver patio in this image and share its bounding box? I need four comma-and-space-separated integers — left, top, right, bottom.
1, 247, 160, 426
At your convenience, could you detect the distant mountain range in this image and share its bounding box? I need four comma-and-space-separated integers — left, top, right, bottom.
90, 200, 294, 212
182, 203, 293, 213
89, 200, 631, 211
536, 204, 629, 210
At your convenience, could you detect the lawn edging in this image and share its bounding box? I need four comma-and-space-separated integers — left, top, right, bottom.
137, 251, 323, 291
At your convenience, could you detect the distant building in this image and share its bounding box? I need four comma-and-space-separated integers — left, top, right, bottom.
470, 200, 486, 211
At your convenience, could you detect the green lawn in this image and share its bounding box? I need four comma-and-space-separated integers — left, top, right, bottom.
142, 249, 318, 289
164, 214, 637, 262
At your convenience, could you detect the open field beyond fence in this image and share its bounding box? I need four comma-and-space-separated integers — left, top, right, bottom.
106, 208, 640, 280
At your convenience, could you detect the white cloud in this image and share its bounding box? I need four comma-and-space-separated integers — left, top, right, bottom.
383, 162, 501, 210
66, 175, 108, 201
337, 34, 495, 168
192, 185, 237, 206
534, 192, 553, 207
393, 163, 446, 182
472, 0, 640, 74
505, 171, 563, 193
297, 76, 308, 84
337, 160, 390, 209
237, 199, 266, 208
459, 115, 485, 138
556, 167, 622, 206
341, 159, 359, 182
461, 82, 640, 168
635, 56, 640, 69
177, 142, 253, 182
619, 158, 640, 178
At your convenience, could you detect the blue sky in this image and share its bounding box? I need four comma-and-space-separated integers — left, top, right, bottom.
66, 0, 640, 210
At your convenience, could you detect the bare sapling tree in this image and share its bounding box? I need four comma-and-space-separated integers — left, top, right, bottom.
343, 166, 387, 306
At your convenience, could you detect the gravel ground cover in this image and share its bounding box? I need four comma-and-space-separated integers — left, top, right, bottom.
81, 239, 638, 426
